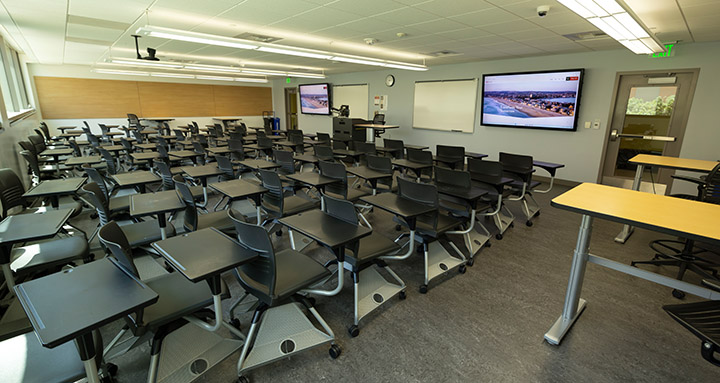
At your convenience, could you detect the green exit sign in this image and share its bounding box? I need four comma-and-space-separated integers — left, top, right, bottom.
286, 77, 291, 83
651, 44, 675, 58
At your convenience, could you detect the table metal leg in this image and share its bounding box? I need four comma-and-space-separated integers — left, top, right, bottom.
544, 214, 593, 345
2, 263, 15, 294
615, 164, 643, 243
75, 332, 100, 383
157, 212, 167, 240
198, 178, 209, 208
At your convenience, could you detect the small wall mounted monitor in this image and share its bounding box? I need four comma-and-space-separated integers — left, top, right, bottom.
299, 83, 331, 115
481, 69, 584, 131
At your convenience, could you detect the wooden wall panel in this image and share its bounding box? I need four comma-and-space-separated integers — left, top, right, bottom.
34, 76, 273, 119
136, 82, 215, 117
35, 77, 141, 119
213, 85, 272, 116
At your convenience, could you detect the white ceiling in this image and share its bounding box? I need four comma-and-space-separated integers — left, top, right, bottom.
1, 0, 718, 74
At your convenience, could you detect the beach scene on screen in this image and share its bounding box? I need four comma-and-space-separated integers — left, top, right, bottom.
482, 71, 581, 129
300, 84, 329, 114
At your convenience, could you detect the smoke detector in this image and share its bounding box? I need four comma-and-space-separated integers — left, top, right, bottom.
363, 38, 378, 45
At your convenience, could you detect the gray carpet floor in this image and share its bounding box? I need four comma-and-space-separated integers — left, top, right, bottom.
66, 179, 718, 383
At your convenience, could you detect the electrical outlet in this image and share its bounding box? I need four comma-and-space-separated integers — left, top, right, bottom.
592, 119, 601, 129
584, 121, 591, 129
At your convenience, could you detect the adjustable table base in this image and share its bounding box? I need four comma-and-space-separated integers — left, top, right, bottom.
423, 239, 466, 289
354, 265, 405, 325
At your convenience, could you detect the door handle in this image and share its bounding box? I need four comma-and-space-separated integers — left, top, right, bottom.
610, 129, 676, 142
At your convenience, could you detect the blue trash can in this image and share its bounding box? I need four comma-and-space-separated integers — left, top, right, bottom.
272, 117, 280, 134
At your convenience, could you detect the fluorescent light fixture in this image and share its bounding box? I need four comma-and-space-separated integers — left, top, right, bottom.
196, 75, 236, 81
110, 59, 182, 68
257, 46, 332, 60
183, 64, 242, 73
151, 72, 195, 79
331, 56, 386, 67
135, 25, 428, 71
242, 69, 284, 76
242, 69, 326, 79
286, 73, 326, 79
94, 69, 150, 76
557, 0, 666, 54
136, 26, 259, 50
234, 78, 269, 83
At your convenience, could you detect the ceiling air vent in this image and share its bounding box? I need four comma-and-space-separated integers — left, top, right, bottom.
235, 33, 282, 43
423, 50, 462, 57
563, 31, 608, 41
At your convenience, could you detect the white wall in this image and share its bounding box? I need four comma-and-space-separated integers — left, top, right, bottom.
27, 63, 270, 135
278, 41, 720, 191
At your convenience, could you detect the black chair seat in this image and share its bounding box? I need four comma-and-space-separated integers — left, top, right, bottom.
345, 233, 401, 268
265, 195, 317, 216
664, 299, 720, 366
121, 220, 176, 247
21, 197, 83, 218
0, 300, 32, 342
141, 272, 227, 328
238, 248, 331, 306
406, 213, 464, 238
189, 210, 234, 232
10, 236, 88, 275
0, 333, 85, 383
508, 180, 541, 190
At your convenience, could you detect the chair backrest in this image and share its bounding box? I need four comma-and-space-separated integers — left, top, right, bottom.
173, 175, 200, 231
437, 145, 464, 160
156, 137, 169, 151
39, 123, 52, 141
257, 136, 272, 148
287, 130, 303, 143
315, 145, 334, 162
259, 169, 284, 214
98, 221, 140, 277
216, 155, 236, 181
372, 113, 385, 125
68, 140, 83, 156
98, 148, 117, 175
407, 148, 432, 165
228, 209, 277, 296
196, 134, 209, 146
34, 128, 49, 143
229, 131, 243, 141
99, 124, 110, 136
87, 134, 101, 148
82, 164, 110, 197
332, 140, 347, 150
19, 151, 42, 183
383, 138, 404, 159
355, 142, 376, 156
155, 144, 170, 163
701, 163, 720, 204
467, 159, 504, 192
228, 139, 245, 161
127, 113, 140, 126
316, 133, 331, 146
82, 182, 111, 225
155, 161, 175, 190
321, 193, 359, 225
397, 176, 438, 207
28, 134, 46, 153
119, 138, 134, 152
367, 155, 392, 174
174, 129, 187, 141
273, 149, 295, 174
192, 142, 207, 164
435, 166, 471, 190
499, 152, 534, 184
318, 160, 348, 198
19, 140, 36, 155
0, 168, 28, 217
131, 130, 145, 144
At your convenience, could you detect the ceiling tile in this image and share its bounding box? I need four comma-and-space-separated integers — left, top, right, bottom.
407, 18, 468, 34
449, 8, 520, 27
435, 28, 491, 41
371, 7, 437, 25
500, 27, 558, 41
325, 0, 406, 16
412, 0, 494, 17
335, 17, 402, 36
67, 23, 126, 42
69, 0, 154, 24
268, 7, 360, 31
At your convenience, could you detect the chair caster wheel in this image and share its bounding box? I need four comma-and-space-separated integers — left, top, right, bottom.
672, 289, 685, 299
510, 222, 515, 228
91, 212, 99, 219
237, 376, 250, 383
466, 258, 474, 267
106, 363, 118, 376
307, 297, 316, 306
399, 291, 406, 300
459, 265, 467, 274
395, 225, 402, 231
229, 318, 241, 330
485, 242, 491, 248
275, 230, 282, 237
419, 284, 428, 294
495, 233, 503, 240
348, 325, 359, 337
329, 344, 342, 359
535, 211, 540, 217
526, 220, 533, 227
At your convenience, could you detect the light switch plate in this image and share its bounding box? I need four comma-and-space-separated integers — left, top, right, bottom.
584, 121, 591, 129
592, 119, 601, 129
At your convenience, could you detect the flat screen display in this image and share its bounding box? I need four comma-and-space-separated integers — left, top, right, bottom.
299, 83, 331, 115
481, 69, 584, 131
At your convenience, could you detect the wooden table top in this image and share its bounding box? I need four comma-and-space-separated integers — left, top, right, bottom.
629, 154, 718, 172
552, 183, 720, 245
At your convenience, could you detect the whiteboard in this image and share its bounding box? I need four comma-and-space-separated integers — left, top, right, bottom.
332, 84, 368, 119
412, 79, 478, 133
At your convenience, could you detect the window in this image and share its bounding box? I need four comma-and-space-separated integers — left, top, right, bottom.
0, 36, 32, 118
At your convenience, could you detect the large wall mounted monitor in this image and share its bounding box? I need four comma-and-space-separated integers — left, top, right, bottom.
299, 83, 331, 115
481, 69, 584, 131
